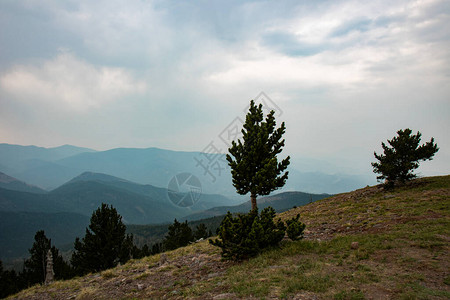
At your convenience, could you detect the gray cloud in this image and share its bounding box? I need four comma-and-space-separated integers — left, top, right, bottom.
0, 0, 449, 179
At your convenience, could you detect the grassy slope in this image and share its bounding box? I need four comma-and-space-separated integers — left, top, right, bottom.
10, 176, 450, 300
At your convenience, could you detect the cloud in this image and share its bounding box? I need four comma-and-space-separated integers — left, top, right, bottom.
0, 52, 146, 111
0, 0, 448, 178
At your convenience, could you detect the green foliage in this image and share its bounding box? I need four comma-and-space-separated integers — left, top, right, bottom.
0, 231, 72, 298
193, 223, 208, 240
0, 260, 21, 298
23, 230, 50, 284
151, 242, 163, 254
130, 243, 152, 259
372, 128, 438, 187
23, 230, 72, 285
227, 100, 290, 210
127, 216, 222, 249
210, 207, 288, 260
163, 219, 193, 251
71, 203, 133, 275
334, 289, 365, 300
285, 214, 306, 241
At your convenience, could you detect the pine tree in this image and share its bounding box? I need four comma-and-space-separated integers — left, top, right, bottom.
22, 230, 72, 285
151, 242, 163, 255
0, 260, 21, 298
372, 128, 439, 187
140, 244, 151, 257
163, 219, 193, 250
193, 223, 208, 240
210, 207, 287, 260
285, 214, 306, 241
23, 230, 50, 284
227, 100, 290, 210
71, 203, 133, 275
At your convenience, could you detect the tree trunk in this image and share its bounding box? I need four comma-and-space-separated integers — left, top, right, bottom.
250, 194, 257, 211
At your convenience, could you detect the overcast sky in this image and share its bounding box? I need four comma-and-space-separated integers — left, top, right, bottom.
0, 0, 449, 178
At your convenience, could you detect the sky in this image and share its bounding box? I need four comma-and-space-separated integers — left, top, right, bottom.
0, 0, 449, 178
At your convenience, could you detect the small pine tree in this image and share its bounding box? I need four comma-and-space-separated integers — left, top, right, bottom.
193, 223, 208, 240
71, 203, 133, 275
163, 219, 193, 251
130, 243, 151, 259
210, 207, 287, 260
372, 128, 439, 187
151, 242, 163, 255
285, 214, 306, 241
141, 244, 151, 257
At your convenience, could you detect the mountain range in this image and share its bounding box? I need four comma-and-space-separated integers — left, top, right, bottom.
0, 172, 238, 224
0, 172, 46, 194
0, 143, 371, 195
0, 143, 366, 261
0, 169, 330, 260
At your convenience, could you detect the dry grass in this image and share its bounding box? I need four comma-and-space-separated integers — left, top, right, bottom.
9, 175, 450, 299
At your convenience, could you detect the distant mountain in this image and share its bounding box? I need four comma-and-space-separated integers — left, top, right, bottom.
0, 143, 371, 194
0, 172, 237, 224
55, 147, 235, 195
284, 169, 371, 195
0, 144, 96, 190
0, 211, 89, 259
0, 143, 95, 167
0, 172, 235, 261
185, 191, 330, 221
65, 171, 240, 209
13, 160, 83, 190
0, 172, 47, 194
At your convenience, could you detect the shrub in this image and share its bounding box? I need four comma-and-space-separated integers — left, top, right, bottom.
211, 207, 305, 260
372, 128, 438, 187
286, 214, 306, 241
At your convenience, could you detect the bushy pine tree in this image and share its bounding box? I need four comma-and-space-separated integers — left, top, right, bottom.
286, 214, 306, 241
163, 219, 193, 251
210, 207, 287, 260
71, 204, 133, 275
372, 129, 438, 187
227, 100, 290, 211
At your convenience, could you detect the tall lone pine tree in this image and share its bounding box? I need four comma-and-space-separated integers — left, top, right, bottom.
227, 100, 290, 210
372, 128, 439, 187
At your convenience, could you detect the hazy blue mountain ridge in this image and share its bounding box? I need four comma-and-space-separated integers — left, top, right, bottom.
0, 143, 372, 194
0, 143, 95, 167
0, 172, 47, 194
0, 171, 239, 224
